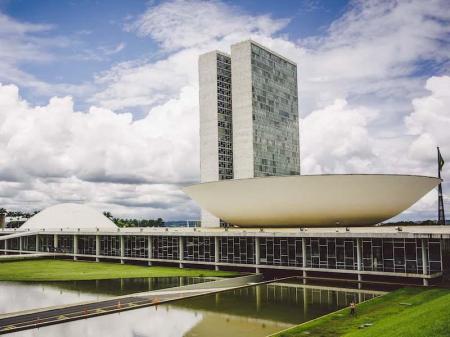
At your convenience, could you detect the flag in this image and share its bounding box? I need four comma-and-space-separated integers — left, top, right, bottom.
438, 147, 445, 172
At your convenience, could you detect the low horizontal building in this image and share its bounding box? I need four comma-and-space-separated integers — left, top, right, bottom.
0, 203, 448, 287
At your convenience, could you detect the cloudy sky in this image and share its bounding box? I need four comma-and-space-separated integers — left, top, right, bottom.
0, 0, 449, 221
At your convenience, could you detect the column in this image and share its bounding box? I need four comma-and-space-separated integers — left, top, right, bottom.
73, 235, 78, 261
95, 235, 100, 262
35, 235, 39, 252
422, 238, 429, 286
255, 237, 261, 274
53, 234, 58, 252
19, 237, 23, 254
356, 238, 362, 289
4, 239, 7, 253
214, 236, 220, 271
302, 237, 307, 284
120, 236, 125, 264
148, 236, 153, 266
179, 237, 184, 269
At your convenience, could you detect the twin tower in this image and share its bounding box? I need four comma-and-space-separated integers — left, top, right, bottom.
199, 40, 300, 227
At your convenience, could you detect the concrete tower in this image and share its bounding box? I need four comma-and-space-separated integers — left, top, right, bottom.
198, 51, 233, 227
231, 40, 300, 179
198, 40, 300, 227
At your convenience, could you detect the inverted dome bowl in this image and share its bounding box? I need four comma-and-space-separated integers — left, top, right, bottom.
183, 174, 441, 227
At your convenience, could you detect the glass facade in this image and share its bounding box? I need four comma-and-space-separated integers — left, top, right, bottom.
305, 238, 357, 270
219, 237, 255, 264
22, 235, 36, 251
124, 235, 148, 258
77, 235, 96, 255
0, 234, 443, 277
303, 237, 442, 274
184, 236, 215, 262
250, 43, 300, 177
38, 234, 54, 252
100, 235, 121, 256
151, 236, 179, 260
216, 53, 233, 180
57, 235, 73, 253
260, 237, 303, 267
8, 237, 20, 250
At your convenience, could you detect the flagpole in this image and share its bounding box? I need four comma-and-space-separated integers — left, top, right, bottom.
437, 147, 445, 225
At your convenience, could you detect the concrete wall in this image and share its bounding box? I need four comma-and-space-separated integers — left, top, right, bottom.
231, 41, 254, 179
199, 51, 219, 183
199, 51, 221, 228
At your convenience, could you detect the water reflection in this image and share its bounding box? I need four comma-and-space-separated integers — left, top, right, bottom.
172, 281, 381, 325
4, 280, 383, 337
0, 277, 205, 315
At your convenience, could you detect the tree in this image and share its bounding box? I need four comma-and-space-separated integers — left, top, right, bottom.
103, 211, 113, 219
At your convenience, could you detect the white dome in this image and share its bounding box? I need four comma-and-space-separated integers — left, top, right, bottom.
21, 203, 117, 230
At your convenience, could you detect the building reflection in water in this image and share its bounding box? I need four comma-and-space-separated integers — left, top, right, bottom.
3, 279, 384, 337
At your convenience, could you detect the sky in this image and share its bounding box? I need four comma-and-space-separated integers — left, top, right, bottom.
0, 0, 449, 221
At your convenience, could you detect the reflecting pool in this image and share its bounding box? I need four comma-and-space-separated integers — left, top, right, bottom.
0, 277, 205, 314
3, 278, 383, 337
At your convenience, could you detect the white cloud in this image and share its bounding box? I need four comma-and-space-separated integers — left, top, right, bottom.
0, 13, 54, 62
0, 83, 199, 219
0, 12, 95, 98
404, 76, 450, 207
301, 99, 379, 174
125, 0, 289, 51
300, 76, 450, 220
93, 0, 290, 111
102, 42, 126, 55
91, 49, 199, 110
295, 0, 450, 116
1, 0, 449, 221
406, 76, 450, 152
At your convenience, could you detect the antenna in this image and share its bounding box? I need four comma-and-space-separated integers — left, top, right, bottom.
437, 147, 446, 225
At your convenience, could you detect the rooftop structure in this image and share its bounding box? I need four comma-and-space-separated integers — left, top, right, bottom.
185, 174, 440, 227
21, 203, 117, 230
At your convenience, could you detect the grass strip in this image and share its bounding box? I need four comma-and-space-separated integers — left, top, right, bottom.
0, 259, 238, 281
272, 287, 450, 337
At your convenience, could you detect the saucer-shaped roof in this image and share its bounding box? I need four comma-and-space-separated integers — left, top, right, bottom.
184, 174, 441, 227
21, 203, 117, 230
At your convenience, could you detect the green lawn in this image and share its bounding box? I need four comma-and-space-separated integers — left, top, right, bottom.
273, 287, 450, 337
0, 259, 239, 281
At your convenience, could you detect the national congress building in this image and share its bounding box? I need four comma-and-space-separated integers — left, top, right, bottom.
0, 40, 448, 287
